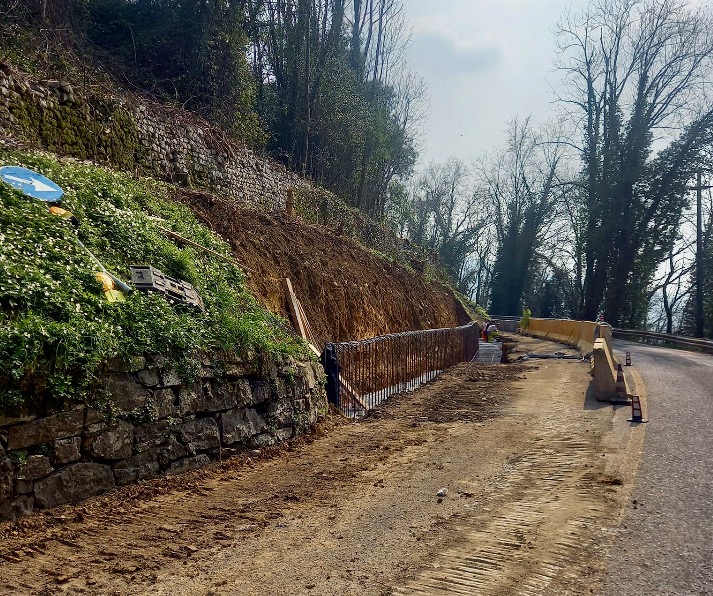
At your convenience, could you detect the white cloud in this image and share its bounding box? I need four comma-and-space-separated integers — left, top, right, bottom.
403, 0, 588, 165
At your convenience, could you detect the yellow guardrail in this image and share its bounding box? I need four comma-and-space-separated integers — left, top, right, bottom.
526, 318, 612, 355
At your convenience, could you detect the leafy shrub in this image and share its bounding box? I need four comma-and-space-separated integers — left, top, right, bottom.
0, 150, 305, 412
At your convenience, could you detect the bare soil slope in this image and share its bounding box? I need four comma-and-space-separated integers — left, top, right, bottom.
0, 338, 643, 595
174, 189, 469, 344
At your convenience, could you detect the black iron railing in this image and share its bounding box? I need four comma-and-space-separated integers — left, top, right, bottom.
323, 324, 479, 418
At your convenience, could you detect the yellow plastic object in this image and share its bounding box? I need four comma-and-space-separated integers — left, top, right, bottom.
49, 206, 75, 219
96, 272, 114, 292
104, 289, 125, 303
95, 272, 124, 303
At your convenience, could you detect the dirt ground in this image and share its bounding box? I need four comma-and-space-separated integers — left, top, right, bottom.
0, 337, 644, 595
172, 188, 470, 345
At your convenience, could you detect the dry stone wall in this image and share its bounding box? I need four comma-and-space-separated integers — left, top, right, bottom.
133, 103, 306, 210
0, 352, 326, 521
0, 64, 438, 269
0, 63, 306, 210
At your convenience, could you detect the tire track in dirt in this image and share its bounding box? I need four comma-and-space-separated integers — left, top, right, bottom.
392, 362, 628, 596
0, 338, 640, 595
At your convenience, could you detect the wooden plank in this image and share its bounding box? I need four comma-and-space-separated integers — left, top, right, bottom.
284, 280, 320, 358
296, 300, 312, 339
157, 226, 254, 273
339, 374, 367, 410
285, 278, 308, 341
286, 279, 320, 352
296, 299, 318, 346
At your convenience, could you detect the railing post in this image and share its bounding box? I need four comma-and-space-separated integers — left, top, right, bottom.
286, 187, 295, 217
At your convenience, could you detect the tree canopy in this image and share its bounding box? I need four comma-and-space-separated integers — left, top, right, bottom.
556, 0, 713, 326
2, 0, 421, 219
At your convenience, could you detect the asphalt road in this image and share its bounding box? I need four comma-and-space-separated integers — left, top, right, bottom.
598, 340, 713, 595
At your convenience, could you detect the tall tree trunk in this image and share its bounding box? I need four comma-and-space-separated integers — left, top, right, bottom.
301, 0, 311, 176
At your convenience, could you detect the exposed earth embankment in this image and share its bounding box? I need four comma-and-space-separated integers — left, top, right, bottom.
175, 189, 471, 344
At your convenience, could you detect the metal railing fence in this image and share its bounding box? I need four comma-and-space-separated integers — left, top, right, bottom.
323, 323, 479, 418
612, 328, 713, 355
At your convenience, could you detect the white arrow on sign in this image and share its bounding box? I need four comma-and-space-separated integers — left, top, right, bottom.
4, 174, 58, 193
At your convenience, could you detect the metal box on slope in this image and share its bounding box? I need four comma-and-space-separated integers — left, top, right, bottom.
129, 265, 205, 311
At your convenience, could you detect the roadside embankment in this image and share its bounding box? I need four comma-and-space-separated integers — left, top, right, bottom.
0, 149, 475, 520
174, 190, 472, 344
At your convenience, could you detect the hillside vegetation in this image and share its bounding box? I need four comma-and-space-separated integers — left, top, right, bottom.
1, 0, 418, 219
0, 150, 305, 412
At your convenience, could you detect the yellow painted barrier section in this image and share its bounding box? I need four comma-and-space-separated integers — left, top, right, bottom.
527, 318, 601, 353
526, 318, 615, 359
592, 338, 617, 401
526, 318, 622, 402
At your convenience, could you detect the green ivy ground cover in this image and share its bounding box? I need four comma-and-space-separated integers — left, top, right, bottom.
0, 151, 306, 413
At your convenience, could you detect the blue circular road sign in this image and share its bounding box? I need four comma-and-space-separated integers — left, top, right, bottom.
0, 165, 64, 201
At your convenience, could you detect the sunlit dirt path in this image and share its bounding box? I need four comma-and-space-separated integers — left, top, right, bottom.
0, 337, 642, 595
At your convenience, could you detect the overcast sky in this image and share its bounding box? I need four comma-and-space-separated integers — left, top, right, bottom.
403, 0, 588, 166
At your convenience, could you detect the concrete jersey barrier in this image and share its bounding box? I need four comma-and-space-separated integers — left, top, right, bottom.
526, 318, 614, 358
525, 318, 623, 402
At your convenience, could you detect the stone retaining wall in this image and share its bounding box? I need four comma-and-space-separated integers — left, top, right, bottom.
0, 63, 438, 269
0, 352, 326, 521
0, 63, 307, 210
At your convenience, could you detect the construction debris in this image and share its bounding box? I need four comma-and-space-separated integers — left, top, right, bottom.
130, 265, 204, 311
520, 352, 582, 360
473, 342, 502, 364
